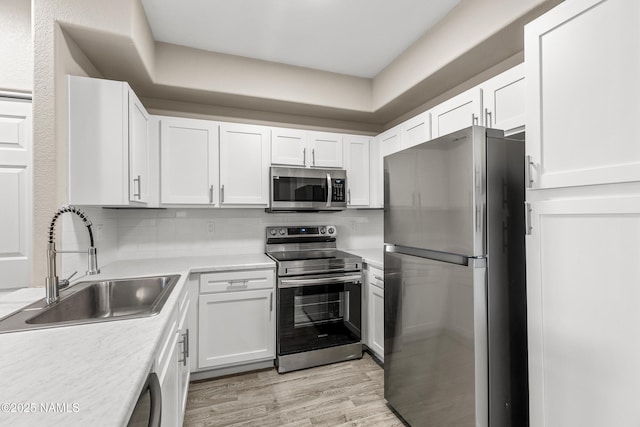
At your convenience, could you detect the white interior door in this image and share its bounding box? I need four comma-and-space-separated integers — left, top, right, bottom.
0, 98, 31, 289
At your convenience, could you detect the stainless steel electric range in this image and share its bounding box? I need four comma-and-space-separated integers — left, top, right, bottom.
265, 225, 363, 373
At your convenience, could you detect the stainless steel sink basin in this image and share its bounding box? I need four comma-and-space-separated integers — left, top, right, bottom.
0, 275, 180, 334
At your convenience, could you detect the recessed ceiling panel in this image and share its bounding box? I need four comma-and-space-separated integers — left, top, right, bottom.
141, 0, 461, 78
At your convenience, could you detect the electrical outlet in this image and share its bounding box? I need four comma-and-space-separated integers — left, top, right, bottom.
207, 221, 215, 234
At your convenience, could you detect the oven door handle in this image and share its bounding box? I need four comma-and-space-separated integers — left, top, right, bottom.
326, 173, 332, 208
279, 274, 361, 288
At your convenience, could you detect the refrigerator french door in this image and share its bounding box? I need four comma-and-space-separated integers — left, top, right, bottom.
383, 126, 527, 427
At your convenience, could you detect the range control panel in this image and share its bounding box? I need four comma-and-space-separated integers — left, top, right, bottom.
266, 225, 337, 238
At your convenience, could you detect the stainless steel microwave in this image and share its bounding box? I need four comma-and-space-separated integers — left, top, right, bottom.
269, 167, 347, 211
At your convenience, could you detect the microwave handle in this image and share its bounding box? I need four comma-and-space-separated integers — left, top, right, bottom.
326, 173, 332, 208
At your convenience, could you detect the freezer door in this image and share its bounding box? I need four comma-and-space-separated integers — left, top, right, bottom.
384, 126, 491, 256
384, 247, 488, 427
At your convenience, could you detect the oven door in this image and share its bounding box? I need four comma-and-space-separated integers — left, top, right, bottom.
270, 167, 347, 211
277, 273, 361, 355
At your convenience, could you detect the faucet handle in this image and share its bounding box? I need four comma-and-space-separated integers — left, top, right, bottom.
59, 271, 77, 289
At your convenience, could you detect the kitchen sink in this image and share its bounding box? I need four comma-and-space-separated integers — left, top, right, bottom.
0, 275, 180, 334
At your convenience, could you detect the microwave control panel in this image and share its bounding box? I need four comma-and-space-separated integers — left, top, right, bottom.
332, 179, 345, 202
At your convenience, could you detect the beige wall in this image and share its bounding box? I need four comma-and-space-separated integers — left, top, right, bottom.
0, 0, 32, 93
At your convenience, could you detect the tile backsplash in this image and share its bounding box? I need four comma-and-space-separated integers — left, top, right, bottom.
62, 208, 383, 277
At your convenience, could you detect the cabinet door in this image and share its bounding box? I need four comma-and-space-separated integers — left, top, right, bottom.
344, 135, 370, 207
160, 117, 219, 205
0, 98, 31, 289
68, 76, 129, 205
401, 110, 431, 149
368, 284, 384, 360
271, 128, 307, 167
160, 328, 179, 427
526, 196, 640, 427
369, 136, 383, 208
128, 89, 150, 203
378, 126, 402, 157
198, 289, 275, 369
219, 123, 270, 205
431, 87, 482, 138
309, 131, 343, 168
526, 0, 640, 189
177, 299, 190, 419
482, 63, 524, 135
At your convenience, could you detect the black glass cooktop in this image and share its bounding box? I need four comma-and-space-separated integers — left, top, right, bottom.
268, 249, 358, 263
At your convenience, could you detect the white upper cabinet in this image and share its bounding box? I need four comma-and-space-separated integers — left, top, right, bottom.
128, 92, 150, 203
160, 117, 219, 206
400, 110, 431, 150
378, 125, 402, 157
219, 123, 270, 206
0, 98, 31, 289
369, 136, 383, 208
430, 87, 482, 138
271, 127, 308, 167
343, 135, 370, 207
482, 63, 525, 135
271, 129, 343, 168
526, 0, 640, 189
68, 75, 152, 206
308, 131, 343, 168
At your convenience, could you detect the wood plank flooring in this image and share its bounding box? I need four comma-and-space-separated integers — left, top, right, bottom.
184, 353, 404, 427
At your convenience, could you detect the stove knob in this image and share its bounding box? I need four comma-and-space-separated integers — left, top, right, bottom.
279, 228, 286, 236
327, 227, 335, 235
319, 227, 326, 234
269, 229, 277, 236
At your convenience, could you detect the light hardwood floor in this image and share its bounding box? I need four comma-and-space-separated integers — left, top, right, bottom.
184, 353, 404, 427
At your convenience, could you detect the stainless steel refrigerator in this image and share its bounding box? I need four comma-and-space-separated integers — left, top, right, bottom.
383, 126, 528, 427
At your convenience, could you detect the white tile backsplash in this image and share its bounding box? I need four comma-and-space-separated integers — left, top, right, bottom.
61, 208, 383, 273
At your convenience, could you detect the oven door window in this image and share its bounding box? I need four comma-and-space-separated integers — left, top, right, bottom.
278, 281, 361, 355
273, 177, 327, 202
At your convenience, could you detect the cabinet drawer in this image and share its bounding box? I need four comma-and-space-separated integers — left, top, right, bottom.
368, 265, 384, 289
200, 269, 275, 293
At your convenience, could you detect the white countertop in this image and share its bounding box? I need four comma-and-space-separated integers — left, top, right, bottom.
343, 248, 384, 269
0, 253, 275, 426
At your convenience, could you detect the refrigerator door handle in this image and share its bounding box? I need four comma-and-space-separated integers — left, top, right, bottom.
384, 244, 486, 268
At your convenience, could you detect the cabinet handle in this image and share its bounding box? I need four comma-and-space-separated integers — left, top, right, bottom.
303, 147, 306, 166
133, 175, 141, 199
485, 108, 492, 127
209, 185, 214, 204
227, 280, 248, 290
312, 148, 315, 166
184, 329, 189, 359
269, 292, 273, 313
472, 114, 479, 125
373, 275, 383, 281
348, 189, 351, 205
221, 184, 225, 203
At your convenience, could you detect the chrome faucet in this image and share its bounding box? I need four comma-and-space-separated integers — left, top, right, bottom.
45, 206, 100, 304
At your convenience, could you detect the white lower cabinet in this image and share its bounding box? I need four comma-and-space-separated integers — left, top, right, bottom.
365, 265, 384, 361
526, 195, 640, 427
155, 286, 190, 427
197, 269, 275, 369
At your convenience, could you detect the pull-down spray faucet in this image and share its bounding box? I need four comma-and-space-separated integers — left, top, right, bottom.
45, 206, 100, 304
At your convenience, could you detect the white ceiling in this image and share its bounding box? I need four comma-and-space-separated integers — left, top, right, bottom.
141, 0, 462, 78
